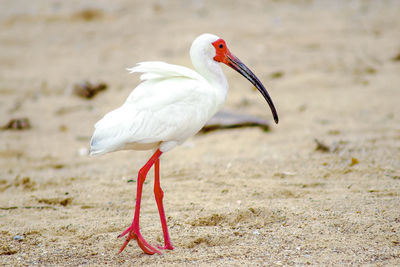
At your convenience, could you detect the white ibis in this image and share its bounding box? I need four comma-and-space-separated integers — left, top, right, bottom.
90, 33, 279, 255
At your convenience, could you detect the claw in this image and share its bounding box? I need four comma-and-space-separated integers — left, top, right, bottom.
117, 228, 130, 238
156, 244, 174, 250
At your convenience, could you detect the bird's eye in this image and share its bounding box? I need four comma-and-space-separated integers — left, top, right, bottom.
219, 44, 224, 49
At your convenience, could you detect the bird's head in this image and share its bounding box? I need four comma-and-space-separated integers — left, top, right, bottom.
191, 33, 279, 124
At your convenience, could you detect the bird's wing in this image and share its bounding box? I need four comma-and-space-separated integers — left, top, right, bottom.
90, 64, 217, 155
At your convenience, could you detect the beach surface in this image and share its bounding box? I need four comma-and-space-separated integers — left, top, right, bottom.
1, 0, 399, 265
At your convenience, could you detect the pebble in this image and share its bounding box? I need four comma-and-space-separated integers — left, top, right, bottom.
252, 230, 260, 235
13, 235, 24, 241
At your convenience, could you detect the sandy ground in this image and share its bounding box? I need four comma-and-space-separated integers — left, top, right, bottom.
1, 0, 400, 265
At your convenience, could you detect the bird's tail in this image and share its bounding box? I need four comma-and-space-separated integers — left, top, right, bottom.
126, 61, 204, 82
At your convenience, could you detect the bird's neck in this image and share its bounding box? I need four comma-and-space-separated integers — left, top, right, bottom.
192, 58, 229, 109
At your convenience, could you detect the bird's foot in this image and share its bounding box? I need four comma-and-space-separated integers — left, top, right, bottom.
156, 243, 174, 250
118, 226, 161, 255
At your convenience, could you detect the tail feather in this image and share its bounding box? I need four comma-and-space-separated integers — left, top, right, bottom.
126, 61, 205, 82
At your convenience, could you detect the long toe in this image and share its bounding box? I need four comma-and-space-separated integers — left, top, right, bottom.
118, 229, 161, 255
134, 231, 161, 255
118, 231, 135, 254
118, 238, 131, 254
118, 226, 132, 238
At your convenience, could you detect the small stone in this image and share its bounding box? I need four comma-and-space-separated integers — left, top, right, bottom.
13, 235, 24, 241
252, 230, 260, 235
350, 157, 359, 166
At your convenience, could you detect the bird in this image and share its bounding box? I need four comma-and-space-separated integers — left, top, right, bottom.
90, 33, 279, 255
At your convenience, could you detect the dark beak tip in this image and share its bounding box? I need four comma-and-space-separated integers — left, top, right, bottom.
227, 55, 279, 125
273, 114, 279, 124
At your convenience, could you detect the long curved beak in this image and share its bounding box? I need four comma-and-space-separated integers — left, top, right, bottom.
225, 53, 279, 124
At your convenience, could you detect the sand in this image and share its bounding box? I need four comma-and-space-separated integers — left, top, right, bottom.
1, 0, 399, 265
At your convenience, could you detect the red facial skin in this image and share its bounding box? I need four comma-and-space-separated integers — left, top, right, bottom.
212, 38, 233, 64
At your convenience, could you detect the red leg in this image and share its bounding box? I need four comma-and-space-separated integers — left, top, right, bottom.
118, 149, 162, 255
154, 158, 174, 250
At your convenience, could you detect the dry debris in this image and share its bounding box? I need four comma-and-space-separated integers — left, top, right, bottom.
1, 118, 31, 130
314, 138, 330, 152
73, 81, 107, 99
